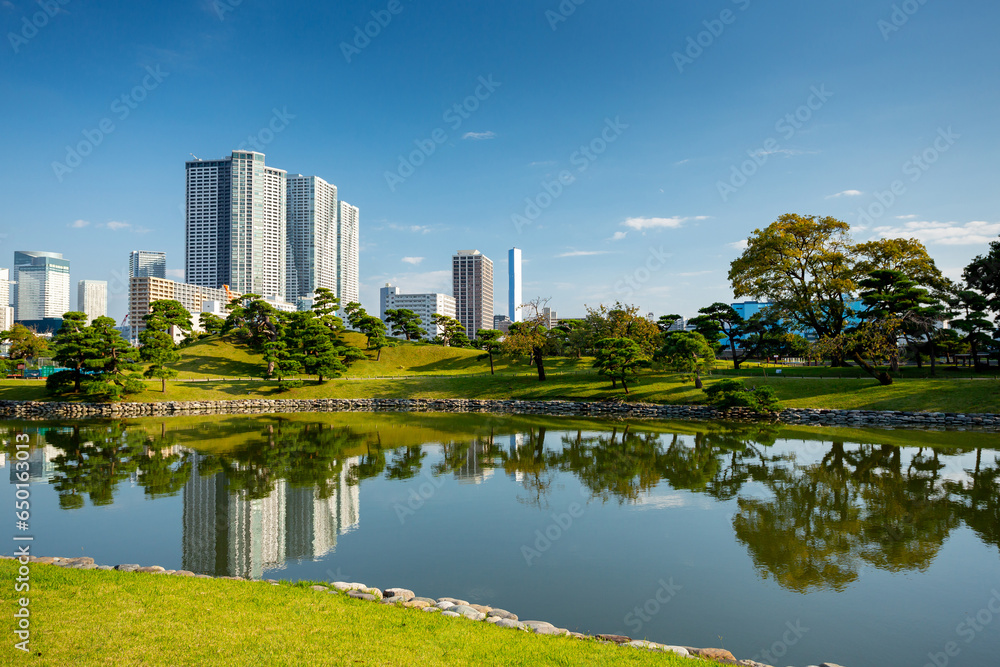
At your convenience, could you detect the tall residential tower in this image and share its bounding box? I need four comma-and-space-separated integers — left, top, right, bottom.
286, 175, 338, 305
452, 250, 493, 338
337, 202, 360, 306
77, 280, 107, 324
129, 251, 167, 279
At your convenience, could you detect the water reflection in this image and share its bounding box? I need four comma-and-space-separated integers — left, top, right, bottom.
2, 417, 999, 591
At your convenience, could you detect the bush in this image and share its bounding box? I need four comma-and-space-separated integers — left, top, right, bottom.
704, 378, 781, 413
45, 370, 76, 394
277, 379, 304, 392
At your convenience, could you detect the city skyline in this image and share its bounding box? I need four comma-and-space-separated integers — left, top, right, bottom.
1, 1, 997, 323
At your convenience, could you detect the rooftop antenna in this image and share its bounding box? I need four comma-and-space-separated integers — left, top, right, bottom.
189, 153, 200, 160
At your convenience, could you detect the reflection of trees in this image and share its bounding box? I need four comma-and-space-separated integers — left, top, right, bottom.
498, 428, 557, 509
734, 442, 959, 593
46, 423, 192, 508
944, 449, 1000, 550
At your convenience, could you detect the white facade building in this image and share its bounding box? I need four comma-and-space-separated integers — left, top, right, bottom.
13, 251, 70, 322
129, 251, 167, 279
452, 250, 493, 338
337, 201, 360, 307
379, 284, 456, 339
286, 175, 338, 305
0, 268, 13, 332
77, 280, 108, 324
185, 151, 287, 300
508, 247, 522, 323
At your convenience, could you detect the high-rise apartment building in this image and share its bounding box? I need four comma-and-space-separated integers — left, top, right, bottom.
337, 202, 360, 306
13, 251, 70, 322
286, 175, 338, 305
0, 268, 13, 332
379, 284, 456, 339
77, 280, 107, 324
508, 247, 522, 323
185, 151, 287, 299
129, 251, 167, 279
452, 250, 493, 338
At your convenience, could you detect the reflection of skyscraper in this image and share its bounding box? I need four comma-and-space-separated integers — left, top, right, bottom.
454, 441, 494, 485
182, 454, 360, 577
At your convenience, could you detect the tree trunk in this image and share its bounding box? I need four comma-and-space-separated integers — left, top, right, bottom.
267, 360, 275, 377
488, 352, 494, 375
533, 347, 546, 381
730, 340, 740, 370
376, 347, 382, 361
161, 377, 167, 393
929, 342, 937, 377
851, 351, 893, 385
694, 370, 702, 389
622, 377, 629, 394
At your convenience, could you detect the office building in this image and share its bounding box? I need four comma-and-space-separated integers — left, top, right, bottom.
0, 268, 12, 332
337, 201, 360, 306
452, 250, 493, 338
128, 276, 294, 342
379, 284, 456, 339
129, 251, 167, 279
13, 251, 70, 322
286, 175, 338, 305
493, 314, 511, 334
185, 151, 287, 300
77, 280, 107, 324
508, 247, 522, 323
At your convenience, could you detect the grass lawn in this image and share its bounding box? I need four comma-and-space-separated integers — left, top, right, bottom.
0, 562, 723, 667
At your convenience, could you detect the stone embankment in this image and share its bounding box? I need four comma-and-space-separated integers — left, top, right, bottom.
4, 555, 846, 667
0, 397, 997, 430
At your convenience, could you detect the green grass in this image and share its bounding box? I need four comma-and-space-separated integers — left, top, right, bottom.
0, 561, 722, 667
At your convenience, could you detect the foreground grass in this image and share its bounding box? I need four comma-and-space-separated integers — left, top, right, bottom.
3, 372, 997, 413
0, 562, 721, 667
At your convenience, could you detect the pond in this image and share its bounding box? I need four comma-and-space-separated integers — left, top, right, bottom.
3, 412, 999, 666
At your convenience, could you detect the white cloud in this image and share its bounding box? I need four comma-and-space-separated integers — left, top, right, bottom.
621, 215, 708, 231
70, 219, 90, 228
673, 159, 690, 166
166, 269, 185, 280
826, 190, 863, 198
607, 231, 628, 242
401, 256, 424, 266
895, 214, 918, 220
462, 131, 496, 140
102, 221, 131, 231
728, 239, 749, 250
871, 220, 1000, 246
675, 270, 713, 277
387, 223, 432, 234
556, 250, 613, 258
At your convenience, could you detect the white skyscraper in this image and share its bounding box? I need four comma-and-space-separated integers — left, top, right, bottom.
0, 268, 13, 332
452, 250, 493, 338
185, 151, 287, 299
13, 251, 70, 322
337, 201, 360, 306
77, 280, 107, 324
508, 247, 522, 323
286, 175, 338, 305
129, 251, 167, 279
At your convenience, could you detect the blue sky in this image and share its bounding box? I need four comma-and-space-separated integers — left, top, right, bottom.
1, 0, 998, 321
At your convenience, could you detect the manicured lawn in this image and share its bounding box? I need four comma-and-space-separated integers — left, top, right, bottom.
0, 562, 721, 667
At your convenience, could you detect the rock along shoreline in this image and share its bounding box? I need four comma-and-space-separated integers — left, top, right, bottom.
4, 555, 846, 667
0, 397, 998, 431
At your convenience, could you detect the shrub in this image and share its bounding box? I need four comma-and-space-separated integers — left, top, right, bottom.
704, 378, 781, 413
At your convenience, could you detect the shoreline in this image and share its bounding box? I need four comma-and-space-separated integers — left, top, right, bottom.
4, 555, 843, 667
1, 397, 998, 430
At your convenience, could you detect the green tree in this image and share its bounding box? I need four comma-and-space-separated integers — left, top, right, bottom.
283, 310, 364, 383
1, 324, 49, 360
813, 318, 902, 385
946, 287, 995, 370
593, 337, 649, 394
654, 331, 714, 389
138, 301, 193, 392
475, 329, 503, 374
432, 313, 468, 347
225, 295, 281, 374
656, 314, 684, 333
964, 238, 1000, 313
384, 308, 427, 341
502, 298, 551, 381
85, 317, 144, 400
51, 312, 97, 393
199, 312, 225, 336
584, 302, 661, 356
704, 378, 780, 413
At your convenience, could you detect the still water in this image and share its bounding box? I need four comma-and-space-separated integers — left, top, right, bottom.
3, 412, 999, 666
